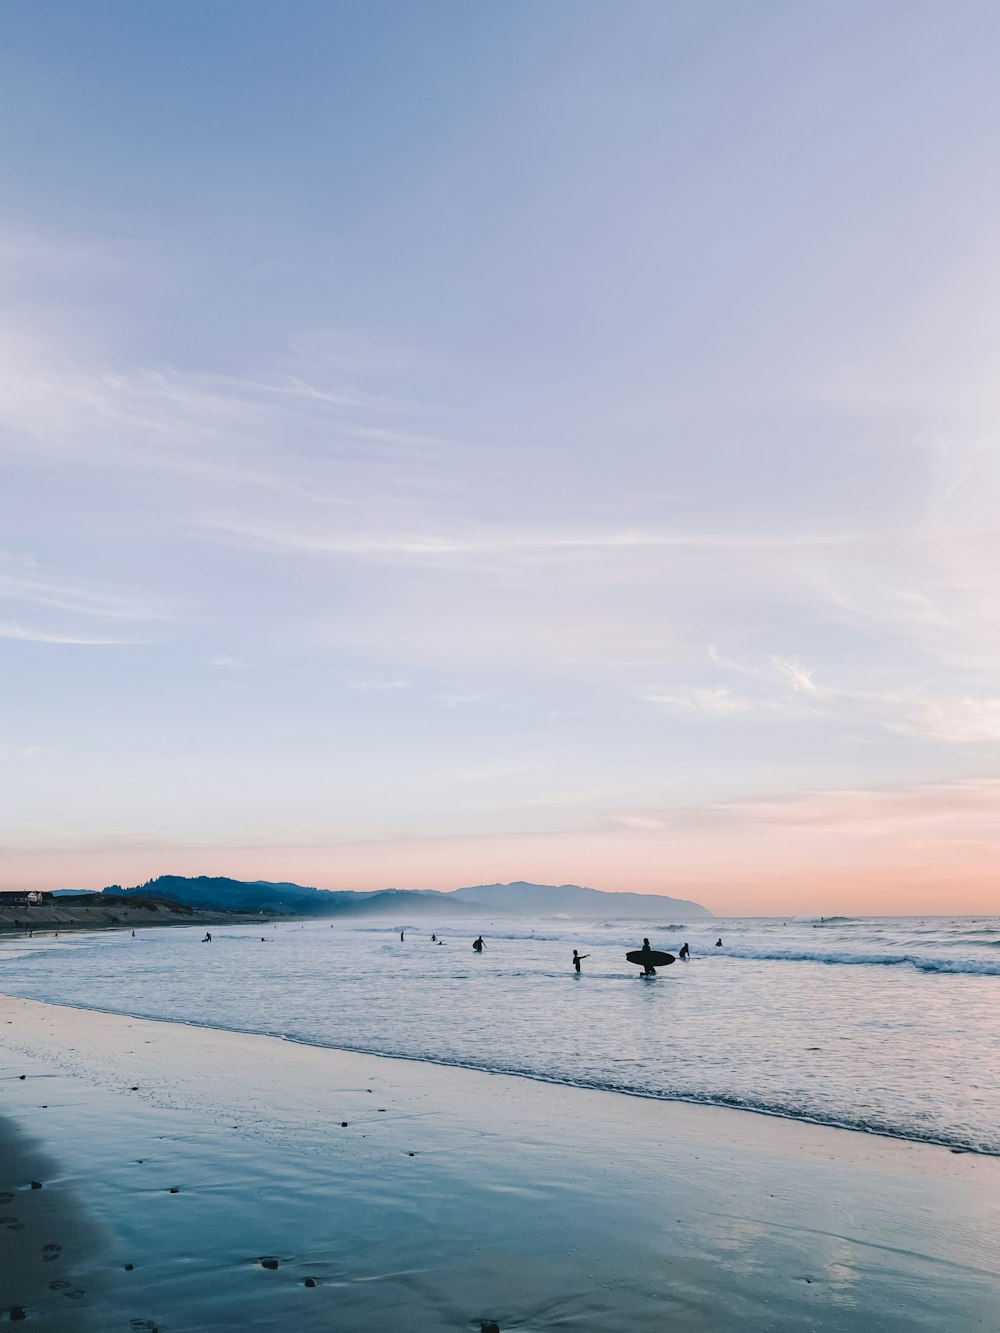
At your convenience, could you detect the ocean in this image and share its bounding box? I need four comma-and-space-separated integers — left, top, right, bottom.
1, 913, 998, 1154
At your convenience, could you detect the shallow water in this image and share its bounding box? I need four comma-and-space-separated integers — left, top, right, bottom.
2, 913, 998, 1153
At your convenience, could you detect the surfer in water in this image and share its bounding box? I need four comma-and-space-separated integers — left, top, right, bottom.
400, 930, 405, 942
202, 932, 212, 943
639, 937, 656, 975
715, 938, 723, 948
572, 949, 589, 973
472, 935, 485, 953
678, 942, 690, 960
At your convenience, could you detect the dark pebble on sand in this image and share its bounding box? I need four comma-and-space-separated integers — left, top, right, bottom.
304, 1278, 316, 1288
30, 1181, 43, 1190
260, 1257, 279, 1270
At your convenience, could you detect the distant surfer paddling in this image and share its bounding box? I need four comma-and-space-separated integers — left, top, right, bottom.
472, 935, 485, 953
572, 949, 589, 973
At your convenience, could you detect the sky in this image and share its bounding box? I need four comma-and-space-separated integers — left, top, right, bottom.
3, 1, 1000, 913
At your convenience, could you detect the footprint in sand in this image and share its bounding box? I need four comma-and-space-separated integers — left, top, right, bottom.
42, 1242, 63, 1262
48, 1281, 72, 1293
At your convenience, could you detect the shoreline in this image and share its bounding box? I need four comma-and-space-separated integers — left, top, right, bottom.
5, 987, 997, 1161
2, 993, 998, 1330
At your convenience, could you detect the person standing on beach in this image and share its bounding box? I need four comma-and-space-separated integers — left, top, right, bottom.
572, 949, 589, 973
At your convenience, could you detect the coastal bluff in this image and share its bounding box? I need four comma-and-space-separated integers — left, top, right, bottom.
0, 892, 244, 933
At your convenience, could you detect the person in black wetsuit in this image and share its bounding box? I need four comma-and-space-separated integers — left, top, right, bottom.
639, 937, 656, 975
572, 949, 589, 973
472, 936, 485, 953
678, 942, 690, 960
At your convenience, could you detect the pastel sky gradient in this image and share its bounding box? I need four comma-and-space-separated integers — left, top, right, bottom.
3, 2, 1000, 912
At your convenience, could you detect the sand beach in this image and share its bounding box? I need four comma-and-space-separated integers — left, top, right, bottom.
1, 991, 997, 1331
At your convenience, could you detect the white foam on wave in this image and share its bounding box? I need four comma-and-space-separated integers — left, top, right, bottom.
709, 947, 1000, 976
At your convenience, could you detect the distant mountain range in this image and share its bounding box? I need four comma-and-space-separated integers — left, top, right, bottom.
451, 881, 711, 919
102, 876, 711, 920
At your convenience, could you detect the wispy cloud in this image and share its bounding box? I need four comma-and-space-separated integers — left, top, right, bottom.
346, 676, 410, 692
0, 555, 168, 622
0, 620, 137, 645
206, 655, 249, 671
891, 696, 1000, 743
642, 686, 757, 717
607, 778, 1000, 837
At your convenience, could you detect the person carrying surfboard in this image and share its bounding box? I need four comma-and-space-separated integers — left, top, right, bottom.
640, 937, 655, 975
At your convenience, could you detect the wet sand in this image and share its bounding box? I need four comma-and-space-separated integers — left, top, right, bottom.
0, 1105, 105, 1330
1, 992, 998, 1331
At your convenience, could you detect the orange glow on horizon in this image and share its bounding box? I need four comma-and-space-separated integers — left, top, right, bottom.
4, 779, 1000, 916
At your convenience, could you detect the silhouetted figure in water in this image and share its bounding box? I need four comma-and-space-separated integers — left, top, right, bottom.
715, 938, 723, 948
678, 942, 689, 960
572, 949, 589, 973
431, 933, 437, 942
472, 936, 485, 953
202, 932, 212, 943
400, 930, 405, 942
131, 930, 135, 939
639, 937, 656, 975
